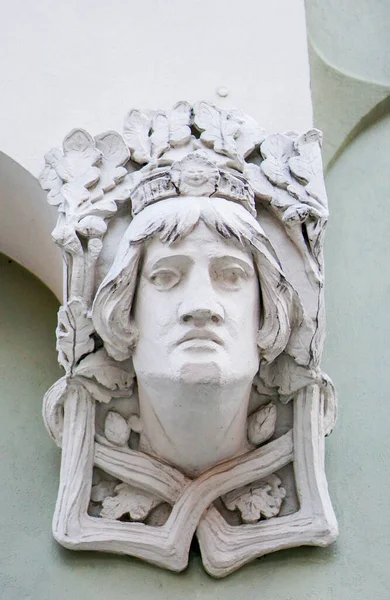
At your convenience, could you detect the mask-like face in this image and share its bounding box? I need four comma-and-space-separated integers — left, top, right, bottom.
132, 220, 260, 385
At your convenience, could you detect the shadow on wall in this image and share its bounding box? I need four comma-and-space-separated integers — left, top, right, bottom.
326, 94, 390, 170
0, 152, 62, 298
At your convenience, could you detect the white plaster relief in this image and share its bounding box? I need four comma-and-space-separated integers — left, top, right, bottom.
40, 101, 338, 577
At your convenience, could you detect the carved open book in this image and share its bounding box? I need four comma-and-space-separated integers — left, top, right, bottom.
40, 101, 338, 577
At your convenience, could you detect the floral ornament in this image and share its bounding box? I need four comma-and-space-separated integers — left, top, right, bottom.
221, 474, 286, 524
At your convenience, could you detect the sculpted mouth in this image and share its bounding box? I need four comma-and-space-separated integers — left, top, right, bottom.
176, 329, 223, 346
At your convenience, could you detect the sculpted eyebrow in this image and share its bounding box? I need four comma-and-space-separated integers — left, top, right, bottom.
145, 254, 193, 273
211, 255, 255, 274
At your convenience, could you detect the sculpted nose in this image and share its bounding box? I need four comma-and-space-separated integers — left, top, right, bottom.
178, 270, 225, 326
180, 308, 223, 326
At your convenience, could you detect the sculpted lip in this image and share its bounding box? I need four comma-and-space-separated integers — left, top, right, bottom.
176, 329, 223, 346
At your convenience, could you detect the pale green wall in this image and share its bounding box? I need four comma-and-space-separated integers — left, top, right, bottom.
305, 0, 390, 167
1, 102, 390, 599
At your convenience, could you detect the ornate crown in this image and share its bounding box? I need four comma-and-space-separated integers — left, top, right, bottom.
130, 152, 256, 217
40, 100, 328, 285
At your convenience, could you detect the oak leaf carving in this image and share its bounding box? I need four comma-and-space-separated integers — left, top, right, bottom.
260, 133, 295, 189
193, 101, 241, 159
75, 348, 134, 403
289, 129, 327, 209
123, 104, 192, 163
221, 475, 286, 524
56, 129, 101, 189
39, 148, 64, 208
95, 131, 129, 193
149, 110, 170, 159
91, 479, 117, 503
230, 109, 266, 158
244, 162, 274, 201
101, 483, 161, 521
56, 299, 94, 374
123, 109, 153, 163
168, 101, 192, 147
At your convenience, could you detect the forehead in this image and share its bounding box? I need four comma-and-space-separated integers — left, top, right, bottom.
143, 221, 254, 266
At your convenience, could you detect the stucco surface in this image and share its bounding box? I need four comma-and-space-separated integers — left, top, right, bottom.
0, 0, 313, 302
306, 0, 390, 167
306, 0, 390, 86
0, 0, 312, 178
1, 100, 390, 599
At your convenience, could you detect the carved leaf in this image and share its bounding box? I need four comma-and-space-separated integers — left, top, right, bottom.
98, 176, 132, 206
75, 377, 112, 403
260, 133, 294, 189
221, 475, 286, 524
247, 403, 277, 446
39, 148, 64, 207
49, 129, 103, 226
91, 479, 117, 503
244, 163, 274, 201
289, 129, 327, 209
56, 299, 94, 373
56, 129, 101, 186
260, 355, 321, 402
193, 101, 240, 158
231, 109, 266, 158
75, 348, 134, 391
101, 483, 161, 521
168, 101, 192, 147
123, 110, 152, 163
150, 111, 170, 158
104, 411, 131, 446
95, 131, 130, 193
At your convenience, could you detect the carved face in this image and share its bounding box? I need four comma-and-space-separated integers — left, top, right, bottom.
132, 220, 260, 385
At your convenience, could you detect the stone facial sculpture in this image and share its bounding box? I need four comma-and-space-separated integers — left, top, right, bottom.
40, 101, 338, 577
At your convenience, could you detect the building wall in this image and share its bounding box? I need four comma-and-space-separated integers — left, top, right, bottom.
1, 0, 390, 597
0, 0, 312, 299
2, 111, 390, 597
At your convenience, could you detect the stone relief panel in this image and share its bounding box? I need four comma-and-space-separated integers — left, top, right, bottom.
40, 101, 338, 577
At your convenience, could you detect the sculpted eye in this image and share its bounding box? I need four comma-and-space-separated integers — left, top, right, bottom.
215, 266, 248, 289
149, 269, 181, 290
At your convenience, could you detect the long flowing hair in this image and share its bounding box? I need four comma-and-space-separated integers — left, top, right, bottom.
92, 197, 312, 382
